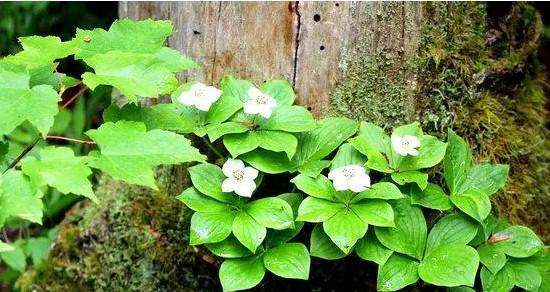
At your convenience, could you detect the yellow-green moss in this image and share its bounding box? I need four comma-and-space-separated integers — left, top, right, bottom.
17, 176, 217, 291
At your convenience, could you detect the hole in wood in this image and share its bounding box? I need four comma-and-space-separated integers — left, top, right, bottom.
307, 106, 312, 111
320, 45, 325, 51
335, 3, 340, 7
193, 30, 201, 35
313, 14, 321, 22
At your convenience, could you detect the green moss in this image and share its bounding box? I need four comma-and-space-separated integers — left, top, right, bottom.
17, 176, 217, 291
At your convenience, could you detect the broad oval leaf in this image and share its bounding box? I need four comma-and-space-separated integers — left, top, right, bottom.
259, 105, 316, 132
263, 242, 310, 280
398, 135, 447, 171
205, 235, 252, 259
418, 244, 479, 287
355, 230, 393, 265
310, 224, 347, 260
377, 253, 419, 292
480, 266, 515, 292
410, 183, 452, 211
232, 211, 266, 253
507, 261, 542, 291
189, 211, 235, 245
176, 187, 230, 213
323, 209, 367, 253
188, 163, 237, 204
425, 213, 479, 256
477, 244, 507, 274
491, 225, 544, 258
219, 256, 265, 292
450, 188, 491, 222
391, 170, 428, 190
297, 197, 344, 223
351, 199, 395, 227
245, 197, 294, 230
291, 174, 336, 201
260, 79, 295, 105
457, 164, 509, 196
351, 182, 404, 203
443, 130, 472, 195
330, 143, 367, 170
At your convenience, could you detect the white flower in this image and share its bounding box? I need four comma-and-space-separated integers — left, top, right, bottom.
243, 87, 277, 118
221, 159, 259, 198
328, 165, 371, 192
177, 82, 222, 111
391, 135, 420, 156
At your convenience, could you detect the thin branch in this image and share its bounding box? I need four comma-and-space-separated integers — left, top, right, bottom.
192, 246, 221, 268
202, 137, 225, 160
61, 86, 88, 109
46, 135, 96, 145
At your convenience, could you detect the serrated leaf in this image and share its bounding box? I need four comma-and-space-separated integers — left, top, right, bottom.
86, 121, 205, 189
190, 211, 235, 245
176, 187, 230, 213
419, 244, 479, 287
291, 174, 336, 200
219, 256, 265, 292
232, 211, 266, 253
0, 170, 43, 225
21, 146, 96, 202
263, 243, 310, 280
491, 225, 543, 258
410, 183, 452, 211
297, 197, 343, 223
351, 199, 395, 227
450, 188, 491, 222
205, 235, 252, 258
245, 197, 294, 230
355, 230, 393, 265
8, 36, 77, 68
377, 253, 419, 292
310, 224, 347, 260
478, 244, 507, 274
375, 199, 426, 260
391, 170, 428, 190
0, 62, 60, 136
82, 51, 178, 101
323, 209, 367, 253
425, 214, 478, 256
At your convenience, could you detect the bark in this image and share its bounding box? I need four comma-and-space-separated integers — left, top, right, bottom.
20, 2, 548, 291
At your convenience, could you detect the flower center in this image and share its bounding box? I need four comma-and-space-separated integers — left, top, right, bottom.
255, 94, 269, 105
402, 140, 410, 148
342, 168, 356, 179
194, 88, 204, 98
232, 169, 245, 181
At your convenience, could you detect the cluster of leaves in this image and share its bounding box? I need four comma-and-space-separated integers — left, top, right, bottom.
0, 18, 547, 292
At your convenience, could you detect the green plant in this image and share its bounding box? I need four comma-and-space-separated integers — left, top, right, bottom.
0, 18, 548, 292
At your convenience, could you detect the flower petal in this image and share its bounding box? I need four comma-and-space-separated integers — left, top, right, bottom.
222, 159, 245, 177
391, 135, 408, 156
243, 100, 260, 115
247, 87, 263, 100
177, 91, 196, 106
407, 148, 419, 156
266, 95, 277, 107
332, 178, 350, 191
243, 166, 259, 180
221, 178, 236, 193
204, 86, 222, 103
404, 135, 420, 148
234, 179, 256, 198
258, 106, 273, 118
194, 98, 214, 111
328, 168, 345, 181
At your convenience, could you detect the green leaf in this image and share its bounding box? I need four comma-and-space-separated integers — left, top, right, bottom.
188, 163, 238, 204
481, 266, 515, 292
26, 237, 52, 266
351, 200, 395, 227
377, 253, 419, 292
189, 211, 235, 245
259, 105, 316, 132
21, 146, 96, 202
357, 122, 390, 153
478, 244, 507, 274
349, 136, 393, 173
104, 103, 195, 132
507, 261, 542, 291
352, 182, 404, 202
330, 143, 367, 170
419, 244, 479, 287
323, 209, 367, 253
0, 244, 26, 272
410, 183, 452, 211
0, 63, 60, 136
82, 51, 178, 101
457, 164, 509, 196
491, 226, 544, 258
0, 170, 43, 225
206, 122, 250, 142
291, 174, 336, 200
207, 76, 250, 124
263, 242, 310, 280
205, 235, 252, 258
9, 36, 77, 67
0, 240, 13, 252
355, 230, 393, 265
310, 224, 347, 260
398, 135, 447, 171
224, 130, 297, 159
219, 256, 265, 291
86, 121, 205, 189
176, 187, 230, 213
240, 149, 295, 174
450, 188, 491, 222
424, 214, 479, 256
232, 211, 266, 253
296, 160, 331, 177
260, 80, 295, 105
245, 197, 294, 230
297, 197, 343, 222
391, 171, 428, 190
375, 199, 427, 260
443, 130, 472, 195
265, 193, 305, 247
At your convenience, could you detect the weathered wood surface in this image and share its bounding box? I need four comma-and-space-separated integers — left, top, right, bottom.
119, 1, 423, 117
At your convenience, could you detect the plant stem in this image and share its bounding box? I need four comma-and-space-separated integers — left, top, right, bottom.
46, 135, 96, 145
61, 86, 87, 108
202, 137, 225, 159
